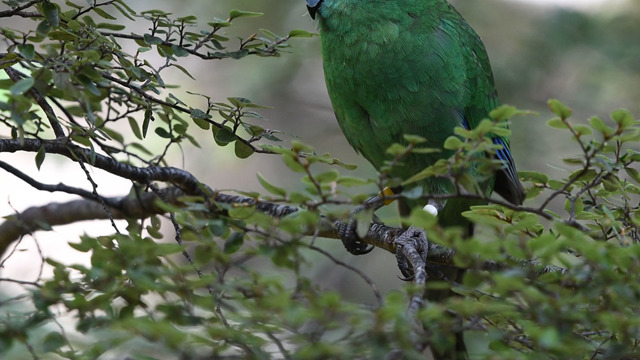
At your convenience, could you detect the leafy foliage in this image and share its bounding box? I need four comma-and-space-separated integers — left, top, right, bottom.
1, 1, 640, 359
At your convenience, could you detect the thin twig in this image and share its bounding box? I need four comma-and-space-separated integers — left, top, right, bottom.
4, 67, 66, 138
308, 244, 383, 306
0, 277, 41, 286
76, 159, 120, 234
0, 160, 120, 207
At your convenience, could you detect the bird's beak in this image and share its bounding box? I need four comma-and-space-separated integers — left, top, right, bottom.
306, 0, 323, 20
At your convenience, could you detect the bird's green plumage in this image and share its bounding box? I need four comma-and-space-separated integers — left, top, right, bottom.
314, 0, 524, 216
310, 1, 524, 358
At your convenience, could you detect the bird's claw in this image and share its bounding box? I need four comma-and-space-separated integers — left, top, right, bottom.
394, 226, 429, 280
337, 217, 375, 255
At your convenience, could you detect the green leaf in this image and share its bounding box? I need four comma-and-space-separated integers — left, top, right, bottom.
234, 140, 254, 159
42, 1, 60, 27
411, 147, 440, 154
547, 179, 568, 191
17, 44, 35, 60
403, 164, 440, 185
548, 99, 572, 119
36, 20, 51, 36
65, 1, 83, 10
314, 170, 340, 183
172, 45, 189, 57
331, 158, 357, 170
190, 108, 211, 119
489, 105, 518, 121
35, 145, 46, 170
142, 107, 152, 138
227, 97, 271, 109
128, 116, 143, 140
403, 134, 426, 144
213, 126, 237, 145
562, 157, 583, 165
0, 53, 20, 69
490, 126, 511, 137
114, 0, 136, 17
224, 232, 244, 254
589, 116, 614, 136
82, 15, 96, 27
41, 331, 65, 352
71, 133, 91, 147
208, 19, 231, 28
336, 176, 369, 187
155, 127, 171, 138
260, 144, 295, 156
93, 7, 116, 20
626, 168, 640, 185
96, 22, 126, 31
229, 10, 263, 20
10, 77, 35, 95
386, 143, 407, 156
154, 243, 183, 256
173, 123, 187, 135
76, 74, 100, 96
288, 29, 315, 38
171, 64, 195, 80
261, 28, 277, 39
143, 34, 163, 45
282, 154, 306, 173
177, 15, 197, 23
257, 173, 287, 197
191, 117, 210, 130
564, 197, 584, 216
546, 117, 567, 129
443, 136, 463, 150
572, 124, 592, 136
48, 30, 76, 41
611, 109, 635, 129
291, 140, 313, 152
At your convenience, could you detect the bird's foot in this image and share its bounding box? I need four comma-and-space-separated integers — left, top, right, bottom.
336, 205, 376, 255
337, 187, 402, 255
394, 226, 429, 280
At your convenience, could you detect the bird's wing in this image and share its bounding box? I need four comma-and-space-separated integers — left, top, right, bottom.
454, 13, 525, 205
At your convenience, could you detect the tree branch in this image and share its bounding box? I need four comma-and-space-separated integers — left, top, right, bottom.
0, 0, 42, 18
0, 160, 117, 206
0, 185, 566, 277
4, 67, 66, 138
0, 138, 204, 194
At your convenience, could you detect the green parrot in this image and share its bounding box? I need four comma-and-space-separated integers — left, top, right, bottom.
307, 0, 525, 358
306, 0, 524, 242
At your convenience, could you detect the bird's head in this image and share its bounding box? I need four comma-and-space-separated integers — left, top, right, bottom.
306, 0, 323, 20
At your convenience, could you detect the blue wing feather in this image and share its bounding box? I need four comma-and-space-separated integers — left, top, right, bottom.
461, 115, 524, 204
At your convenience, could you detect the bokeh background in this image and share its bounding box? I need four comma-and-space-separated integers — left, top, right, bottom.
1, 0, 639, 347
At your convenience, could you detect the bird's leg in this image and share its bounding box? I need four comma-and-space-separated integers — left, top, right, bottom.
394, 225, 429, 280
337, 187, 399, 255
395, 200, 442, 279
337, 207, 376, 255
